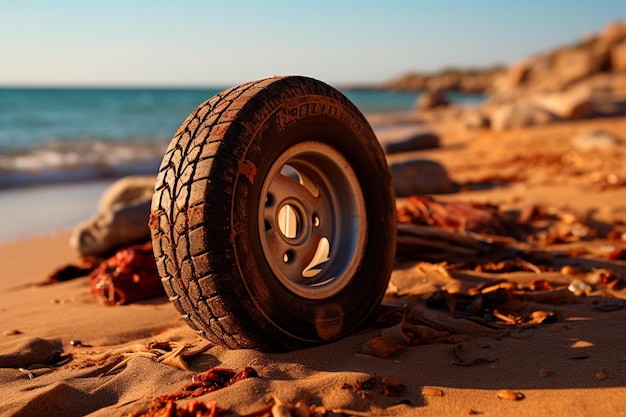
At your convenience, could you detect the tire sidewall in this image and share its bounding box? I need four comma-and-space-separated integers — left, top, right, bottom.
232, 86, 396, 343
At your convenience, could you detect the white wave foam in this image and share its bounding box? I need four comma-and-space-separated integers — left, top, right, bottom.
0, 140, 168, 188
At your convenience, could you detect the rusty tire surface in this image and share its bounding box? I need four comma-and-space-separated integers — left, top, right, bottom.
150, 76, 396, 351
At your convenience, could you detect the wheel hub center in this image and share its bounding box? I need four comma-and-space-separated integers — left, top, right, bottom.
257, 141, 367, 300
278, 203, 301, 239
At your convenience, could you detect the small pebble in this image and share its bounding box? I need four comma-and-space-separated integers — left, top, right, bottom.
361, 335, 401, 358
497, 389, 525, 401
595, 371, 609, 380
531, 311, 549, 322
3, 330, 22, 336
50, 298, 75, 305
560, 265, 578, 275
70, 340, 82, 347
568, 279, 591, 296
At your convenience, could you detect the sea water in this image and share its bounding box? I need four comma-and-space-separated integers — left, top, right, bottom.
0, 86, 483, 241
0, 87, 483, 189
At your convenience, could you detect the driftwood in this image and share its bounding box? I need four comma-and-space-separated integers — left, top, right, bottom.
396, 223, 492, 260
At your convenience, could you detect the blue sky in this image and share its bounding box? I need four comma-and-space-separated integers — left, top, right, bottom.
1, 0, 624, 87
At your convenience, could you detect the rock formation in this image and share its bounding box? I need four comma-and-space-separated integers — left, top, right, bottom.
70, 176, 156, 257
483, 21, 626, 129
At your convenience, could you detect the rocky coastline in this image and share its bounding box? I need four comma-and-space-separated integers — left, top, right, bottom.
353, 20, 626, 121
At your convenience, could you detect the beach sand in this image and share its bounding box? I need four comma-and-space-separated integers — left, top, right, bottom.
1, 114, 626, 417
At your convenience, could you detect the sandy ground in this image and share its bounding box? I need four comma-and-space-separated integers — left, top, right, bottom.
1, 114, 625, 417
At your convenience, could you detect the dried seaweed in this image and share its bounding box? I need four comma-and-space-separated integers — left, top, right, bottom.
88, 241, 165, 305
128, 400, 222, 417
157, 366, 258, 401
397, 196, 512, 236
46, 241, 166, 305
131, 367, 259, 417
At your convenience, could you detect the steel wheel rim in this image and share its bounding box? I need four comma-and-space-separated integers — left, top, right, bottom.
257, 141, 367, 300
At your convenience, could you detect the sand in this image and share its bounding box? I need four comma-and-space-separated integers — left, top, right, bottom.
1, 114, 626, 417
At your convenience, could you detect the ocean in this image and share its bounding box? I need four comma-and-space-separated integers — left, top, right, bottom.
0, 87, 483, 190
0, 86, 483, 241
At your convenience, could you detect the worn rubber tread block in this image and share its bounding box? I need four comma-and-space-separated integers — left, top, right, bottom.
193, 262, 217, 287
160, 277, 177, 299
180, 313, 200, 333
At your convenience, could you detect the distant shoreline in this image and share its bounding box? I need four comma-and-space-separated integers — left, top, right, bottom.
0, 65, 503, 94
